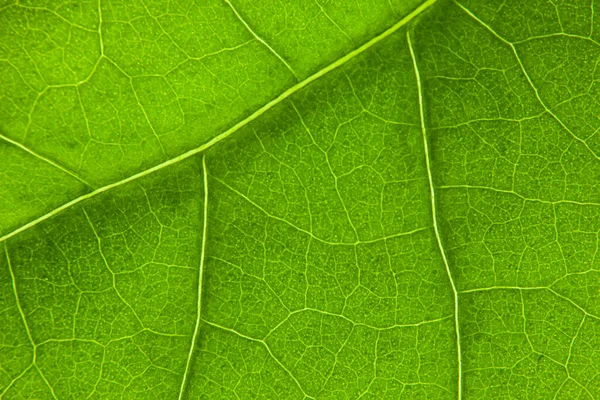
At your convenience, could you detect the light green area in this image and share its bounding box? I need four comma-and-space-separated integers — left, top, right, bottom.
1, 0, 600, 398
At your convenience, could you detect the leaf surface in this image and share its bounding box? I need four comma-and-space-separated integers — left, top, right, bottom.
1, 0, 600, 399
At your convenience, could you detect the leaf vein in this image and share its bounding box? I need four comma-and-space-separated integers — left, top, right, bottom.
223, 0, 298, 79
455, 0, 600, 161
0, 131, 93, 188
408, 30, 463, 399
178, 155, 209, 400
0, 0, 437, 245
202, 319, 313, 399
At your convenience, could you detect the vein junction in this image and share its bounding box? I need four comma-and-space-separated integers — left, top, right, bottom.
0, 0, 437, 245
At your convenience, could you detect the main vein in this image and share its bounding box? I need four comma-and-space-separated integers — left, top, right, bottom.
178, 155, 209, 400
0, 0, 437, 245
407, 31, 463, 399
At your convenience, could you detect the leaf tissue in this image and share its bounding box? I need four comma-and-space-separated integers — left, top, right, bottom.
1, 0, 599, 398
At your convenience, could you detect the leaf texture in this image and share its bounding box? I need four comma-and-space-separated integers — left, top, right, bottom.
1, 0, 600, 398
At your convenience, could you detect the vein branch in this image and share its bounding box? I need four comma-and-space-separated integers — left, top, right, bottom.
202, 319, 313, 399
4, 244, 35, 349
35, 365, 58, 400
223, 0, 298, 79
454, 0, 600, 161
82, 208, 146, 329
461, 286, 600, 321
0, 131, 93, 188
177, 155, 209, 400
4, 244, 58, 399
0, 0, 437, 245
215, 175, 427, 245
407, 30, 463, 399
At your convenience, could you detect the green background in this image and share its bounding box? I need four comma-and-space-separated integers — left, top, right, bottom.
1, 0, 599, 398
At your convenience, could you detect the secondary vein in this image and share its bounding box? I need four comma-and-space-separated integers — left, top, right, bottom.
4, 244, 35, 350
0, 0, 437, 244
0, 131, 93, 188
223, 0, 298, 79
454, 0, 600, 161
177, 155, 209, 400
4, 244, 59, 399
407, 30, 463, 399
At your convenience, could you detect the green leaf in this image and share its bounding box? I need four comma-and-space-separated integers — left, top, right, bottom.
1, 0, 599, 398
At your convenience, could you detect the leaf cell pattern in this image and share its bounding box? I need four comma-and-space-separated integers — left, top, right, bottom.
1, 0, 600, 399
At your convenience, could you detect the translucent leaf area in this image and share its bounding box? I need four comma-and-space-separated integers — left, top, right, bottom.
1, 0, 600, 398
